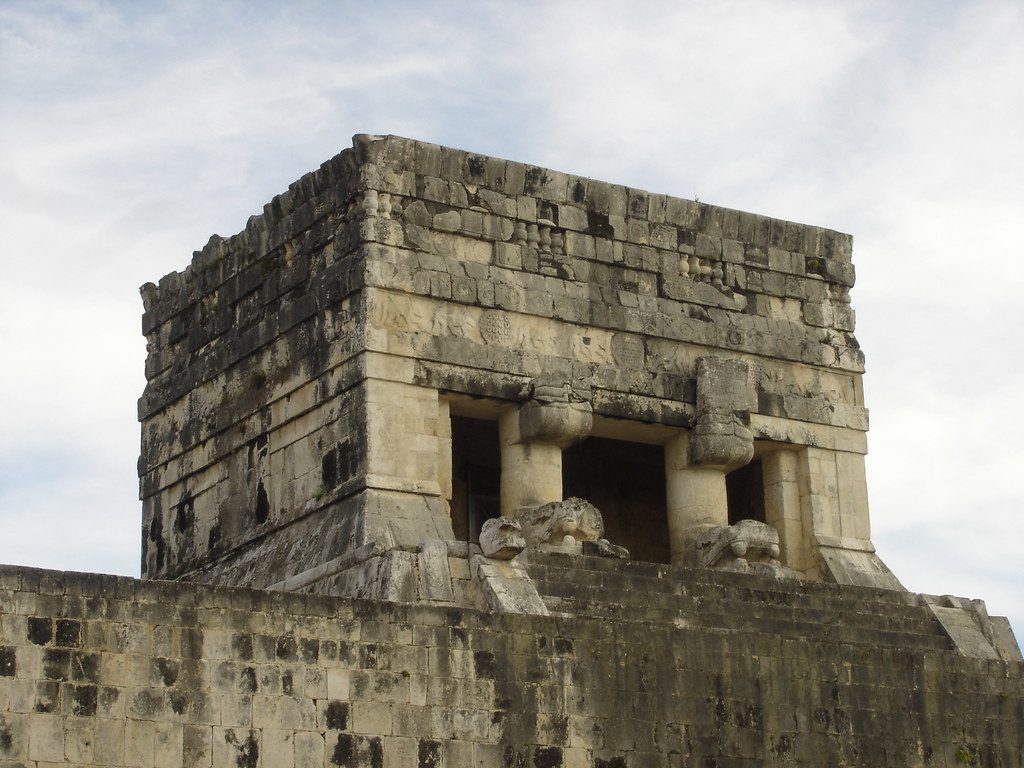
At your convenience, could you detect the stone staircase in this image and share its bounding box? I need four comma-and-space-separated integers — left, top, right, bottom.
523, 551, 957, 653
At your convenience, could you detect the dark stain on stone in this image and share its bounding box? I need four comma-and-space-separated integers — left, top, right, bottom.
34, 680, 58, 712
503, 745, 527, 768
473, 650, 496, 679
100, 686, 120, 713
735, 703, 762, 730
232, 634, 253, 661
169, 690, 190, 715
208, 522, 221, 550
326, 700, 348, 730
281, 671, 293, 695
773, 733, 792, 755
549, 715, 569, 745
156, 657, 179, 686
71, 684, 98, 716
322, 448, 338, 489
276, 635, 297, 661
572, 180, 585, 204
0, 647, 14, 677
533, 746, 562, 768
524, 167, 548, 194
248, 433, 268, 469
71, 652, 100, 683
181, 626, 203, 659
42, 648, 70, 680
369, 737, 384, 768
320, 640, 337, 661
323, 440, 356, 490
55, 619, 81, 648
27, 617, 52, 645
300, 637, 319, 663
150, 512, 165, 572
595, 759, 626, 768
467, 155, 486, 179
418, 738, 442, 767
0, 716, 11, 752
331, 733, 355, 765
236, 732, 259, 768
240, 666, 257, 693
554, 637, 574, 656
254, 480, 270, 525
360, 644, 378, 669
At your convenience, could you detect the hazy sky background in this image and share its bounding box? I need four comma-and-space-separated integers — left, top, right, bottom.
2, 1, 1022, 637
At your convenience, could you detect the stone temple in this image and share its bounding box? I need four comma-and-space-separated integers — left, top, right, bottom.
1, 135, 1022, 766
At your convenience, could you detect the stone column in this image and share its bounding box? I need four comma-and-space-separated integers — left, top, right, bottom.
499, 379, 592, 518
665, 357, 754, 565
762, 449, 806, 572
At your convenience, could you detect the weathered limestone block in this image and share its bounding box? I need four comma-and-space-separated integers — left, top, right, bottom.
417, 539, 455, 603
479, 517, 526, 560
815, 535, 904, 591
689, 519, 796, 579
688, 356, 754, 471
470, 554, 548, 615
581, 538, 630, 559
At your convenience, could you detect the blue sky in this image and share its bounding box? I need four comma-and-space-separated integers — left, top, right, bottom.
2, 1, 1022, 637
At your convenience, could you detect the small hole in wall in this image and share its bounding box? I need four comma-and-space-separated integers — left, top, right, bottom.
254, 480, 270, 525
175, 494, 194, 533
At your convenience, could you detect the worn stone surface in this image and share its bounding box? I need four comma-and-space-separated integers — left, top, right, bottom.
478, 517, 526, 561
0, 564, 1021, 767
137, 134, 877, 595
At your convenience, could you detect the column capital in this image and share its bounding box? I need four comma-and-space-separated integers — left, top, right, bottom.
512, 376, 593, 449
688, 356, 754, 471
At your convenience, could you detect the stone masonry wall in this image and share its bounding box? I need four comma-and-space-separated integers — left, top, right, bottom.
354, 134, 867, 439
1, 565, 1022, 767
139, 135, 873, 591
138, 144, 368, 582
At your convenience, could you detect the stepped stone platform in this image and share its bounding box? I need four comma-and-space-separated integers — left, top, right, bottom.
526, 552, 957, 653
0, 563, 1022, 767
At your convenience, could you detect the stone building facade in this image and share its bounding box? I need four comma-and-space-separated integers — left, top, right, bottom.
0, 135, 1021, 766
137, 134, 897, 603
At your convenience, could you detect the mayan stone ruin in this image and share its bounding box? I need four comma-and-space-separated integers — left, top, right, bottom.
1, 134, 1022, 766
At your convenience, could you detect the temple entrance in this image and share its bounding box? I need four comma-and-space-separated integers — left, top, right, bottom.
726, 459, 766, 525
562, 436, 670, 563
449, 415, 501, 542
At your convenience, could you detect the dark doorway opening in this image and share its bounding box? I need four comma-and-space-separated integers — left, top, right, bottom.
562, 436, 669, 563
450, 416, 501, 542
726, 459, 765, 525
